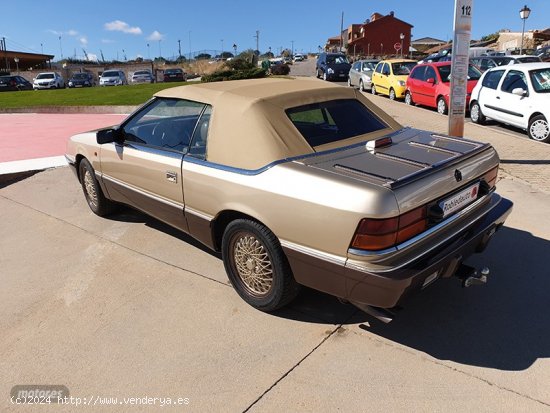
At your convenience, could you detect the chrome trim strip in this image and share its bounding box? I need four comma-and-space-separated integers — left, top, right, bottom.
373, 151, 431, 168
333, 164, 394, 183
184, 207, 214, 222
408, 141, 462, 156
430, 133, 485, 147
65, 154, 76, 164
280, 240, 347, 267
101, 174, 184, 209
348, 192, 498, 263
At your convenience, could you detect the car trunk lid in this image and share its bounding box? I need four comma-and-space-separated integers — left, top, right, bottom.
297, 127, 498, 213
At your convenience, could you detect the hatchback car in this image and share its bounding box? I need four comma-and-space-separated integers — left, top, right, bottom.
470, 63, 550, 142
347, 59, 379, 92
66, 77, 512, 321
470, 55, 542, 73
405, 62, 482, 114
0, 75, 32, 91
371, 59, 417, 100
316, 52, 351, 81
68, 72, 94, 88
131, 70, 155, 84
99, 70, 127, 86
163, 68, 186, 82
33, 72, 65, 89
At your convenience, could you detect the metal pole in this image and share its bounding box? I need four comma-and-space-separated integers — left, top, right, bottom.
189, 31, 192, 60
520, 18, 526, 54
448, 0, 473, 138
340, 12, 344, 52
178, 39, 181, 59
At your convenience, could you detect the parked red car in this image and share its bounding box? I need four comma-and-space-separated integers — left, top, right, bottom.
405, 62, 482, 114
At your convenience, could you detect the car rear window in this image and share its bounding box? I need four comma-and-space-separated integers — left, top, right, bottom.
286, 99, 388, 147
529, 68, 550, 93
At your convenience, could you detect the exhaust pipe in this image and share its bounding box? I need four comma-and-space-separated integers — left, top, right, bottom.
349, 301, 395, 323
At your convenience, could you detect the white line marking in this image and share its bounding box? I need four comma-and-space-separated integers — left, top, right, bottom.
0, 156, 67, 174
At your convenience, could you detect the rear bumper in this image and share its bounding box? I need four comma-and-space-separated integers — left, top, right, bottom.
284, 193, 513, 309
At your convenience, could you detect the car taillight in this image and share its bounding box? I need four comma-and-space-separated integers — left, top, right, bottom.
351, 205, 428, 251
482, 166, 498, 189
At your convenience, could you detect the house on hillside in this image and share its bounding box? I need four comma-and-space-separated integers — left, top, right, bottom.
411, 37, 447, 53
324, 12, 413, 58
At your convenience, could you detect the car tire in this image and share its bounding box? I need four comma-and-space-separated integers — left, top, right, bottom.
79, 158, 117, 217
359, 79, 365, 92
222, 219, 300, 312
405, 91, 414, 105
371, 84, 377, 95
389, 88, 396, 100
437, 97, 448, 115
470, 101, 486, 125
528, 114, 550, 143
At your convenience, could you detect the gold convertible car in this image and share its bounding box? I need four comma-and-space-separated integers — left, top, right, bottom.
66, 77, 512, 322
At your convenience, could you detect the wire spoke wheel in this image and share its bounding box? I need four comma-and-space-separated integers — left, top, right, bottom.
231, 231, 273, 297
83, 169, 98, 208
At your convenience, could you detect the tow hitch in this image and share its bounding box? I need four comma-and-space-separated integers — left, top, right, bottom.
456, 264, 489, 288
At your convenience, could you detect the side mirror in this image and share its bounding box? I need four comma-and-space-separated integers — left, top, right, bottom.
97, 127, 123, 144
512, 87, 527, 96
426, 77, 436, 84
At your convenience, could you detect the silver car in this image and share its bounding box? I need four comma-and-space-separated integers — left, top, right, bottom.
131, 70, 154, 84
348, 59, 379, 92
99, 70, 127, 86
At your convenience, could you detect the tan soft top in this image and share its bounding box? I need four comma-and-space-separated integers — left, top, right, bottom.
155, 77, 399, 170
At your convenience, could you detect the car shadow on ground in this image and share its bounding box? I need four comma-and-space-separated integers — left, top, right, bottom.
359, 226, 550, 371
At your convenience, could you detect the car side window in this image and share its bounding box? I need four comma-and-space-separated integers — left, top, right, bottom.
352, 62, 361, 71
122, 98, 205, 153
501, 70, 528, 94
481, 70, 505, 89
374, 63, 383, 74
188, 106, 212, 160
425, 66, 437, 82
410, 66, 425, 80
382, 63, 390, 75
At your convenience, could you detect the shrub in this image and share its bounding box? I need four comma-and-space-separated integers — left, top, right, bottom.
270, 64, 291, 76
202, 57, 267, 82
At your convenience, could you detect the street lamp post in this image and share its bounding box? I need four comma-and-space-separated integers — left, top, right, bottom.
400, 33, 405, 58
14, 57, 19, 74
519, 5, 531, 55
233, 43, 237, 57
380, 43, 383, 57
147, 43, 150, 60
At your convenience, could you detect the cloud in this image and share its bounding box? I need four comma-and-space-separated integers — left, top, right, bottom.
67, 29, 79, 36
47, 29, 80, 37
47, 29, 62, 36
101, 39, 115, 44
80, 37, 88, 46
104, 20, 142, 35
147, 30, 165, 41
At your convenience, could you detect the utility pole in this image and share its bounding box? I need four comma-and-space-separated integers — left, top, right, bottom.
291, 40, 294, 57
254, 30, 260, 53
188, 31, 192, 60
178, 39, 181, 59
59, 36, 63, 60
340, 11, 344, 52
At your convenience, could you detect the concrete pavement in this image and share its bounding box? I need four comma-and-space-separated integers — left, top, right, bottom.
1, 162, 549, 412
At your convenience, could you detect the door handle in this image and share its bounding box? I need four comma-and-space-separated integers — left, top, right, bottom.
496, 96, 500, 99
166, 171, 177, 183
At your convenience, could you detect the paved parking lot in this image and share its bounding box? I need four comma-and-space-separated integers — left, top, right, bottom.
1, 96, 550, 411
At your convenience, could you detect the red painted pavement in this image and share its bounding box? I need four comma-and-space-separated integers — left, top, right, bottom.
0, 113, 127, 163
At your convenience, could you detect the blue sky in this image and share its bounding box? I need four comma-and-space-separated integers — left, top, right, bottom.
2, 0, 549, 61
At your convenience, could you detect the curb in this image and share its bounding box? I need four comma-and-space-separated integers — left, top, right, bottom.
0, 106, 138, 114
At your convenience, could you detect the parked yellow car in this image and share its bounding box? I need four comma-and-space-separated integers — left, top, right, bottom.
371, 59, 417, 100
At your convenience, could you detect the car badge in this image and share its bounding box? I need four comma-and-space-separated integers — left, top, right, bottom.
454, 169, 463, 182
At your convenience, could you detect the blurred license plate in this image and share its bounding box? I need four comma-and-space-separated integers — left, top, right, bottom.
439, 182, 479, 218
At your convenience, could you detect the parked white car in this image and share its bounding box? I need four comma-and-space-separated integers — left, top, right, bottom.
470, 63, 550, 142
33, 72, 65, 89
99, 70, 127, 86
